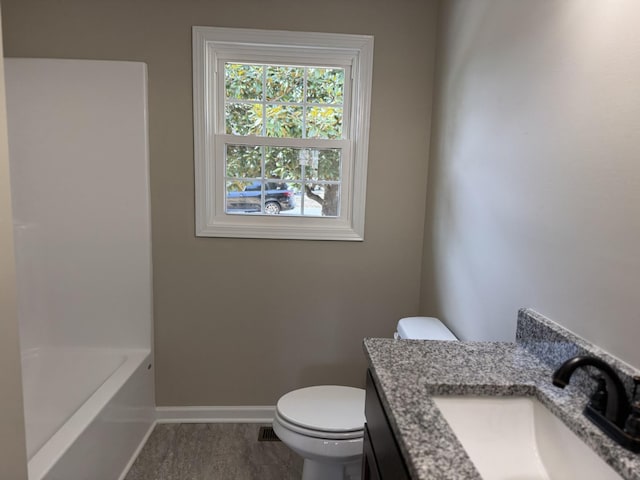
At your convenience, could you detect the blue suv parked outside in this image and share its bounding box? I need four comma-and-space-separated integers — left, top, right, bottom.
226, 181, 296, 214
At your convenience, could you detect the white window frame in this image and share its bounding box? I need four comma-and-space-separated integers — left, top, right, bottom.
193, 26, 374, 241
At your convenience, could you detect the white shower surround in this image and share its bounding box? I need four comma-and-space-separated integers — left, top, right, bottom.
6, 58, 154, 480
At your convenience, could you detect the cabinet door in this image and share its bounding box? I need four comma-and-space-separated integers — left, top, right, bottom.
362, 424, 381, 480
365, 369, 411, 480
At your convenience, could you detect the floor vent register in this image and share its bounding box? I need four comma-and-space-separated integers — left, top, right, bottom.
258, 426, 281, 442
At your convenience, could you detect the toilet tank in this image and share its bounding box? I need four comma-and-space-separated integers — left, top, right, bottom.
395, 316, 457, 341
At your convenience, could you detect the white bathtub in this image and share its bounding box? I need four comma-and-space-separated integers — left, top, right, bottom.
22, 347, 155, 480
6, 59, 154, 480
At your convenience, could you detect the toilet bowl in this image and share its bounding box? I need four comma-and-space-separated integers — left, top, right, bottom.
272, 385, 365, 480
273, 317, 457, 480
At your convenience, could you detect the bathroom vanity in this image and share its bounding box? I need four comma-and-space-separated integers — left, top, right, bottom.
362, 309, 640, 480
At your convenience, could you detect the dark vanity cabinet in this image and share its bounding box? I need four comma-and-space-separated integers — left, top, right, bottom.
362, 369, 411, 480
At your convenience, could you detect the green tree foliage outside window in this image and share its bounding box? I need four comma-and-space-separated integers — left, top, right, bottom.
224, 63, 345, 216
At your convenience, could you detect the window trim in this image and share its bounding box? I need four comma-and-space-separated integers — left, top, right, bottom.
193, 26, 374, 241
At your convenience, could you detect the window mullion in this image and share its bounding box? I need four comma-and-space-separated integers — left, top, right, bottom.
300, 162, 306, 216
336, 64, 350, 139
302, 67, 308, 139
217, 58, 226, 135
261, 64, 267, 137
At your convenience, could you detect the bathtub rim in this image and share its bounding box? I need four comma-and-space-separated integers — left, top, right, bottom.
27, 348, 152, 480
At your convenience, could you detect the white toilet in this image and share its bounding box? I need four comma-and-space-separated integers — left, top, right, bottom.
272, 316, 458, 480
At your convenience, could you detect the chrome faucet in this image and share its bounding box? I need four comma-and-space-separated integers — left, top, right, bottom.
552, 355, 640, 452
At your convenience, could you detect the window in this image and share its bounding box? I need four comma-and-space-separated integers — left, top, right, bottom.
193, 27, 374, 240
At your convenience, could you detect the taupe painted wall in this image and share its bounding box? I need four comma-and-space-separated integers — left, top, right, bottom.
2, 0, 439, 404
0, 9, 28, 478
423, 0, 640, 368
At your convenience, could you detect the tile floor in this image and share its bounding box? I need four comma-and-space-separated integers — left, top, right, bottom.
125, 423, 303, 480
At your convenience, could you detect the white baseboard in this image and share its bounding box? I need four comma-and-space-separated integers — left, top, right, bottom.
118, 421, 157, 480
155, 405, 276, 423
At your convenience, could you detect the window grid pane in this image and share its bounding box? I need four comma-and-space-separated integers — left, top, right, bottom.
224, 143, 342, 217
224, 62, 345, 217
224, 62, 344, 140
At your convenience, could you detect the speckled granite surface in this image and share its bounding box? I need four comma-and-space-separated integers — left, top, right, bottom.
364, 309, 640, 480
517, 308, 639, 399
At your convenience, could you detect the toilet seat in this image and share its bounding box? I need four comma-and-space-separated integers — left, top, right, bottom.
275, 410, 363, 440
276, 385, 365, 439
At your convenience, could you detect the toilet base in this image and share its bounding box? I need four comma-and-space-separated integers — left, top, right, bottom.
301, 459, 361, 480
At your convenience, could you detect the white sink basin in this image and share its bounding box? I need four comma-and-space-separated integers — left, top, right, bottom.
432, 396, 621, 480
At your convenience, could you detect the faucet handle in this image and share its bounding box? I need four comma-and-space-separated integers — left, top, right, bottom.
624, 402, 640, 438
632, 376, 640, 402
624, 378, 640, 438
589, 377, 608, 414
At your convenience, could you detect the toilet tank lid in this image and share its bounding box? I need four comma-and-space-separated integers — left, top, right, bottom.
396, 316, 457, 340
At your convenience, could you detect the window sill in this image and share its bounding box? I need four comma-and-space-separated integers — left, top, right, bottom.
196, 217, 364, 241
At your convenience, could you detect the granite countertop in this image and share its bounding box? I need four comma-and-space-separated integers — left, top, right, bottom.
363, 337, 640, 480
